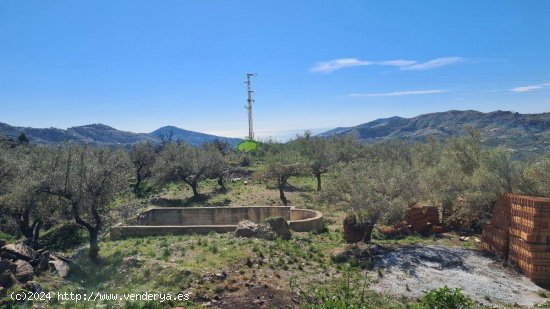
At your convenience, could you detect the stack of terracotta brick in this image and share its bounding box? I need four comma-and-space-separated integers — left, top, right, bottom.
481, 193, 550, 286
406, 206, 440, 233
480, 194, 511, 258
508, 194, 550, 286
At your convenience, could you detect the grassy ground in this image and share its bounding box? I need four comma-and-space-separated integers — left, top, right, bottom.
1, 170, 484, 308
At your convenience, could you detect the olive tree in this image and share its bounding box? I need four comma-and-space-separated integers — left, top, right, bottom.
154, 143, 223, 198
326, 154, 419, 242
294, 133, 335, 191
519, 152, 550, 197
2, 148, 59, 247
262, 148, 304, 205
456, 147, 520, 226
37, 145, 131, 261
129, 141, 157, 195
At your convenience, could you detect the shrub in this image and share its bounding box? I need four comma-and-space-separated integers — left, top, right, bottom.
411, 286, 476, 309
40, 222, 87, 251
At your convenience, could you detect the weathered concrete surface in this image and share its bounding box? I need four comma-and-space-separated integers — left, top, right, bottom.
289, 208, 324, 232
137, 206, 291, 226
111, 206, 324, 240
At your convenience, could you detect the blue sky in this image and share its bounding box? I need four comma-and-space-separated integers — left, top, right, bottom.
1, 1, 549, 140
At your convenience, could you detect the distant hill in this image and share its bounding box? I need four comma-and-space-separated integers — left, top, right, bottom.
150, 126, 242, 147
318, 110, 550, 153
0, 123, 241, 147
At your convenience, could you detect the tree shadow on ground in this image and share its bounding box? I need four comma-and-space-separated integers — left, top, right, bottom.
151, 195, 211, 207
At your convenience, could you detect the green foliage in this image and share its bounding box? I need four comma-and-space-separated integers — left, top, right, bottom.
294, 271, 369, 308
410, 286, 476, 309
154, 143, 224, 197
325, 142, 419, 240
40, 222, 87, 251
239, 152, 253, 166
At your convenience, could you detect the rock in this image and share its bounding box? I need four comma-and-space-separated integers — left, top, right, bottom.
15, 260, 34, 283
368, 244, 382, 256
235, 220, 259, 238
265, 217, 291, 240
0, 239, 6, 248
49, 255, 70, 278
235, 220, 277, 240
474, 237, 481, 243
215, 272, 227, 280
0, 271, 16, 288
459, 236, 467, 241
35, 251, 50, 273
243, 180, 249, 185
122, 256, 145, 268
1, 243, 36, 261
23, 281, 42, 292
343, 215, 369, 243
256, 225, 277, 240
0, 260, 16, 276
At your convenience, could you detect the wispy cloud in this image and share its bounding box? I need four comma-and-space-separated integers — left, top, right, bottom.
510, 83, 550, 92
310, 58, 372, 73
349, 89, 447, 97
311, 57, 464, 73
400, 57, 464, 71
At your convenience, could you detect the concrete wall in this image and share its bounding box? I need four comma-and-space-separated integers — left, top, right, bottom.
111, 206, 324, 240
289, 209, 324, 232
137, 206, 292, 225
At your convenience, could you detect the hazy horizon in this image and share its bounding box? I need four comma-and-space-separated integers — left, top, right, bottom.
1, 1, 549, 139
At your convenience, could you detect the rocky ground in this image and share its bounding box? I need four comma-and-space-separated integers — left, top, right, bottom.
0, 242, 72, 295
369, 245, 547, 308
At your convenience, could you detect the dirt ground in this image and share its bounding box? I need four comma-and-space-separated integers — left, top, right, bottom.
369, 245, 548, 308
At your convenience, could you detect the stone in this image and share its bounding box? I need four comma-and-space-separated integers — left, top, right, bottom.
265, 217, 291, 240
235, 220, 259, 238
0, 271, 16, 288
49, 255, 70, 278
15, 260, 34, 283
215, 272, 227, 280
255, 225, 277, 241
235, 220, 277, 240
0, 260, 16, 276
35, 251, 50, 273
1, 243, 36, 261
23, 281, 42, 292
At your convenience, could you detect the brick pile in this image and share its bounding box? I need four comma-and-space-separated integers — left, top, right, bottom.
481, 193, 550, 286
406, 206, 440, 233
480, 194, 511, 257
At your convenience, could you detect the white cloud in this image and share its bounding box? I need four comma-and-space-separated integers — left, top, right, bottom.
310, 58, 372, 73
350, 89, 447, 97
510, 83, 550, 93
400, 57, 464, 71
376, 60, 417, 67
311, 57, 464, 73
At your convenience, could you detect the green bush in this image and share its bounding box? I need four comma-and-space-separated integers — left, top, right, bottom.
410, 286, 476, 309
294, 271, 369, 308
0, 231, 15, 242
40, 222, 87, 251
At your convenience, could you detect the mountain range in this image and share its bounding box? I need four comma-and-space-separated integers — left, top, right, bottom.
0, 123, 242, 147
1, 110, 549, 152
318, 110, 550, 153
